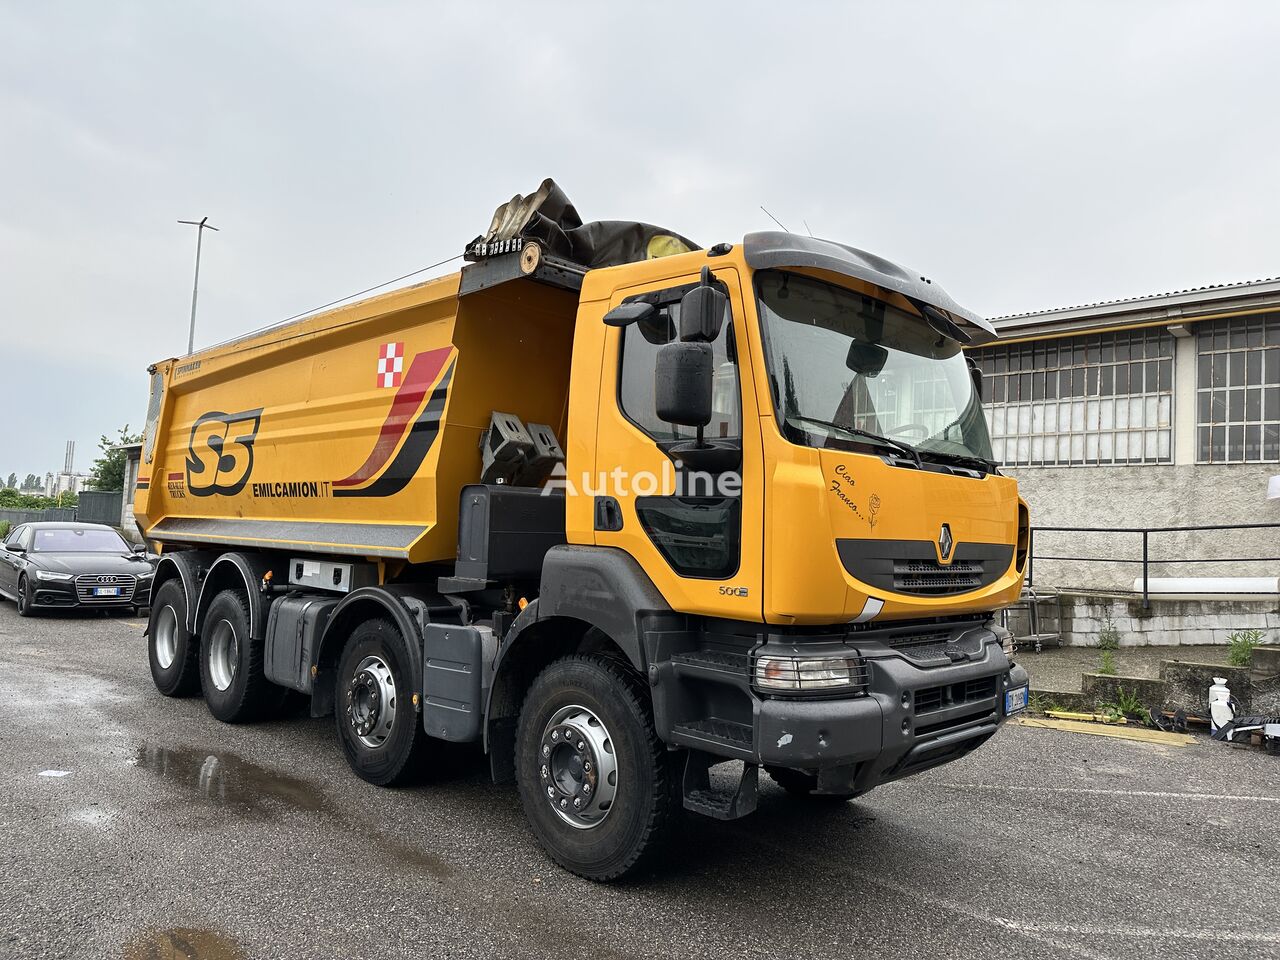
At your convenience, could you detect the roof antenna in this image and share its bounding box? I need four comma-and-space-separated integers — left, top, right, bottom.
760, 205, 789, 232
803, 219, 814, 238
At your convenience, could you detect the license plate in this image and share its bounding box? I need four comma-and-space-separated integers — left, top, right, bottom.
93, 587, 122, 597
1005, 685, 1029, 715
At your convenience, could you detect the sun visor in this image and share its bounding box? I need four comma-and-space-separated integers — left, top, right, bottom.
743, 231, 997, 345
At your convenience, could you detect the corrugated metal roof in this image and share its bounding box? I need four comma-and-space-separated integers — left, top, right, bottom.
992, 275, 1280, 322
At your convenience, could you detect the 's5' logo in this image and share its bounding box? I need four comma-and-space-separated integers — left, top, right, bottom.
186, 409, 263, 497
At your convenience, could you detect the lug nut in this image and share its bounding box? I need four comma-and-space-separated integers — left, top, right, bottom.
546, 786, 554, 798
577, 741, 585, 751
551, 731, 559, 741
582, 783, 591, 795
542, 745, 550, 757
573, 798, 582, 808
583, 761, 591, 772
560, 799, 567, 808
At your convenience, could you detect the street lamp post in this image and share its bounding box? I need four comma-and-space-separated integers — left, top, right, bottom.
178, 216, 219, 355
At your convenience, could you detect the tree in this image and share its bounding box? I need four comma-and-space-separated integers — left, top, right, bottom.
4, 473, 15, 489
88, 425, 142, 491
21, 474, 39, 492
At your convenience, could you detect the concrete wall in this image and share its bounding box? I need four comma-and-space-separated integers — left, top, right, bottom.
1009, 591, 1280, 646
1010, 463, 1280, 591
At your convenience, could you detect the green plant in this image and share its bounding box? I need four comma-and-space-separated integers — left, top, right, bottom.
1097, 615, 1121, 651
1112, 685, 1144, 716
1098, 649, 1117, 676
1227, 629, 1265, 667
0, 520, 9, 542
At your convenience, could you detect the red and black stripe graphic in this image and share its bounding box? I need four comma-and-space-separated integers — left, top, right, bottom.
333, 348, 455, 498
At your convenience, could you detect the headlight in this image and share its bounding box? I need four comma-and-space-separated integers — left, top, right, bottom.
35, 570, 73, 582
754, 654, 868, 694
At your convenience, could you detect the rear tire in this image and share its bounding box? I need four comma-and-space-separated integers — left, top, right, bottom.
200, 588, 273, 723
15, 576, 34, 617
516, 654, 680, 881
334, 618, 426, 786
765, 766, 860, 802
148, 579, 201, 697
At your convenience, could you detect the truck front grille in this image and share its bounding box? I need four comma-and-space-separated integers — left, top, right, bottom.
892, 559, 985, 595
75, 575, 137, 603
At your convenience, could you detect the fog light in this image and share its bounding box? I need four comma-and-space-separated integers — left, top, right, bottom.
754, 654, 867, 694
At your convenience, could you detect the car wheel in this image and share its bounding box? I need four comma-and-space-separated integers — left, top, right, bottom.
148, 579, 201, 697
516, 654, 681, 881
15, 576, 35, 617
200, 588, 275, 723
335, 618, 427, 786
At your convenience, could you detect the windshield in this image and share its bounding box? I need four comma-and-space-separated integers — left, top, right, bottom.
755, 270, 994, 464
32, 527, 129, 553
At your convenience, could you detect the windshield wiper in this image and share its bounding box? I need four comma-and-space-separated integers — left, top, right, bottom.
786, 415, 922, 466
918, 449, 996, 473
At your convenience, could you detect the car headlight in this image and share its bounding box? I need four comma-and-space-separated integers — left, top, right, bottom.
754, 654, 868, 694
35, 570, 73, 582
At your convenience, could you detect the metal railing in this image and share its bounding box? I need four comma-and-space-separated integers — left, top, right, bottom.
1027, 522, 1280, 608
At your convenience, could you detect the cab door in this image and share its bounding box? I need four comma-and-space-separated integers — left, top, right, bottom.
592, 267, 764, 620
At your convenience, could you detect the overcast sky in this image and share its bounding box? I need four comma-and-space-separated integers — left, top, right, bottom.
2, 2, 1277, 481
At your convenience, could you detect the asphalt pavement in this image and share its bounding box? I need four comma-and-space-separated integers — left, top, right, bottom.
1, 601, 1277, 960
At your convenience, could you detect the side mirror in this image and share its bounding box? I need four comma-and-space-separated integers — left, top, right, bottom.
603, 301, 656, 327
6, 544, 24, 554
655, 341, 713, 427
132, 543, 147, 554
966, 356, 984, 400
677, 269, 728, 342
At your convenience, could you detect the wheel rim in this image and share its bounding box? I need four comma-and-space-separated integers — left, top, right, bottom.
17, 581, 25, 613
346, 655, 397, 749
207, 618, 238, 691
539, 704, 618, 830
154, 605, 178, 669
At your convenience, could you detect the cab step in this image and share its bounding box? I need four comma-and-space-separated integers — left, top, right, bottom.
682, 750, 759, 820
670, 717, 755, 760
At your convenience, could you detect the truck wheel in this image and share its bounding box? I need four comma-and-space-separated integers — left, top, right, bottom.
200, 588, 272, 723
15, 576, 36, 617
335, 618, 426, 787
765, 766, 861, 802
516, 654, 680, 881
148, 579, 200, 697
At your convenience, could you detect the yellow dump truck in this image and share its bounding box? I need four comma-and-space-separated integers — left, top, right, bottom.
137, 180, 1029, 879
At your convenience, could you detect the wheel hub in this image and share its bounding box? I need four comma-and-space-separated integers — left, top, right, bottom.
346, 655, 396, 749
539, 705, 618, 829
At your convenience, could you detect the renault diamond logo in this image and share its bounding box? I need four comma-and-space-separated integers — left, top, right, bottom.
938, 524, 954, 561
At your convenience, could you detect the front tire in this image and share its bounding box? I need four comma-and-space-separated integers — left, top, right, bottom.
516, 654, 680, 881
334, 618, 426, 786
148, 579, 201, 697
200, 588, 273, 723
15, 576, 37, 617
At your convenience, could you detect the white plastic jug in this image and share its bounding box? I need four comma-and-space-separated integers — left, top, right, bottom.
1209, 677, 1234, 733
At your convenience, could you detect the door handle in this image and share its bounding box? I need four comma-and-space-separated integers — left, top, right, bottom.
594, 496, 624, 532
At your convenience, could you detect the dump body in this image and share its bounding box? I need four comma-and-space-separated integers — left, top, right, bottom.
137, 272, 577, 564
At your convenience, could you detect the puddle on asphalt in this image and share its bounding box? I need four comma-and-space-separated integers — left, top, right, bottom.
120, 927, 246, 960
131, 743, 454, 877
132, 744, 328, 819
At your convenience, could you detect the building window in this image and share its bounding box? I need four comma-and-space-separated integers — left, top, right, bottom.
1195, 314, 1280, 463
971, 329, 1174, 466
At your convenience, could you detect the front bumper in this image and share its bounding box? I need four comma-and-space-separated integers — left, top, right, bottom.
30, 579, 151, 609
659, 621, 1027, 797
755, 646, 1027, 794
